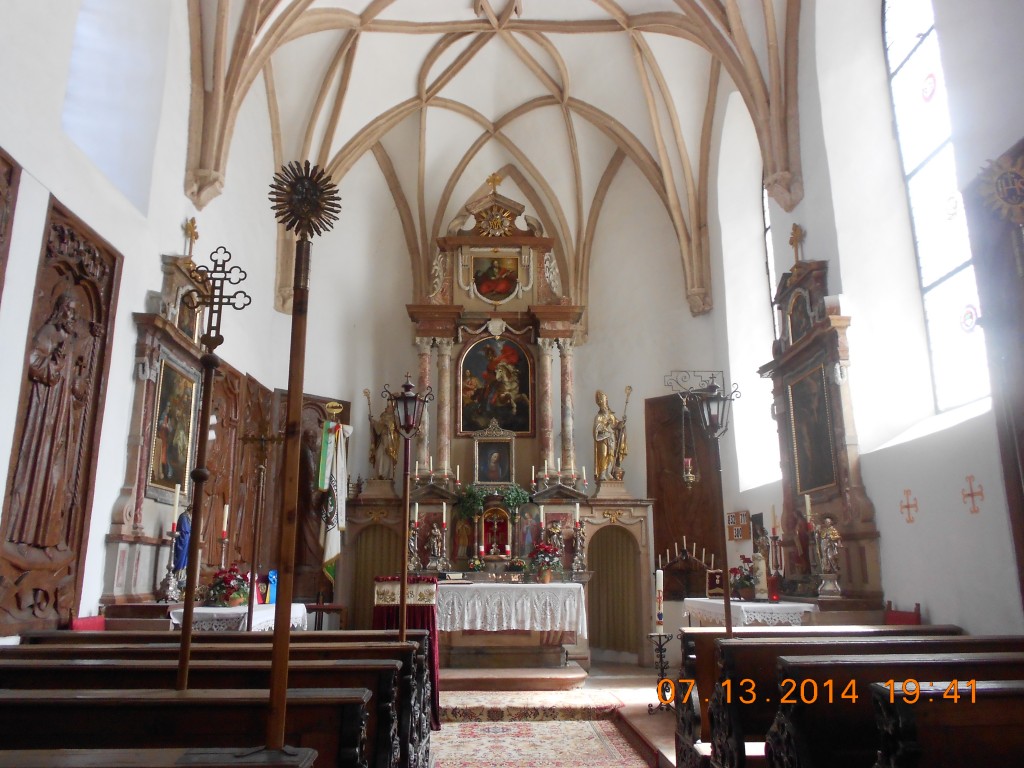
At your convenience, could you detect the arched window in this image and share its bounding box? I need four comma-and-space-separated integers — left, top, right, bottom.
883, 0, 990, 411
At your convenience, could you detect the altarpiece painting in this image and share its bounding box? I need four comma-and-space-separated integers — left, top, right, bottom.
458, 335, 533, 435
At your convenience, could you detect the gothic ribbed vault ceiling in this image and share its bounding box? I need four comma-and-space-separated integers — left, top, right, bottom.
185, 0, 802, 315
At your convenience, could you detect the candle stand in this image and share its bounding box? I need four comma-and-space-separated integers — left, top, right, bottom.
647, 632, 674, 714
159, 529, 182, 603
219, 535, 230, 569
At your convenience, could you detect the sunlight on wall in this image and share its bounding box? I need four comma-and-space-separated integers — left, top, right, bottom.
716, 93, 781, 491
62, 0, 170, 213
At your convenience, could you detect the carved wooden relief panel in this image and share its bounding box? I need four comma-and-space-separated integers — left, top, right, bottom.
0, 147, 20, 306
2, 201, 122, 631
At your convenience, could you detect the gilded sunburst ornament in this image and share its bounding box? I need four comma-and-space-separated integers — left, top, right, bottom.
269, 160, 341, 240
477, 204, 513, 237
979, 155, 1024, 225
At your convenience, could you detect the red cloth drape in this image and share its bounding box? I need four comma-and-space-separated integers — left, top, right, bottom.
372, 575, 440, 730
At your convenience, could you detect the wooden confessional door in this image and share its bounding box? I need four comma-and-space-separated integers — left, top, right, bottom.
644, 394, 723, 599
965, 145, 1024, 605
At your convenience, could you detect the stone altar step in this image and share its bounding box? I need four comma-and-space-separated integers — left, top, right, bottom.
440, 661, 588, 691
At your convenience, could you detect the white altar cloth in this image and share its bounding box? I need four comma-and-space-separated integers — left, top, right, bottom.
169, 603, 308, 632
682, 597, 816, 627
436, 582, 587, 638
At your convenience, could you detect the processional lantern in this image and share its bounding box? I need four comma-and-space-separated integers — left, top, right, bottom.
382, 374, 433, 641
666, 370, 741, 635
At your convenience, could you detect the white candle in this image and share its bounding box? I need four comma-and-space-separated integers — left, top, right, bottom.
658, 553, 662, 569
173, 483, 181, 518
557, 457, 561, 472
805, 494, 812, 517
505, 544, 510, 555
414, 502, 419, 524
222, 504, 229, 535
574, 502, 580, 524
540, 505, 545, 526
655, 569, 665, 632
711, 553, 715, 569
701, 547, 705, 563
582, 466, 587, 483
683, 535, 687, 550
442, 502, 447, 527
429, 456, 433, 472
675, 541, 679, 557
544, 459, 548, 476
456, 465, 460, 483
415, 460, 419, 477
532, 465, 536, 481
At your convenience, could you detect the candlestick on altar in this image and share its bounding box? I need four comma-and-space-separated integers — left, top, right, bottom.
219, 534, 230, 570
159, 527, 182, 603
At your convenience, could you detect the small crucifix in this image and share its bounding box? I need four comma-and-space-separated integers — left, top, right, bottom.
789, 223, 805, 263
182, 217, 199, 259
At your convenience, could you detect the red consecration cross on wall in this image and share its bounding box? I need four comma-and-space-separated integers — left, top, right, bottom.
962, 475, 985, 514
899, 489, 918, 523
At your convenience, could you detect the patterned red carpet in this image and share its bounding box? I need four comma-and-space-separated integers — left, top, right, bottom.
439, 688, 625, 721
431, 719, 651, 768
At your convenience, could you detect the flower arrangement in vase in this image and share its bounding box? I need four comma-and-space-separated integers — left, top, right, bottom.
529, 542, 563, 583
467, 556, 486, 572
729, 554, 756, 599
207, 563, 249, 607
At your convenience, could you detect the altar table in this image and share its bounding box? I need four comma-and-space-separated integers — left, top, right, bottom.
434, 582, 587, 668
436, 582, 588, 637
682, 597, 816, 627
169, 603, 308, 632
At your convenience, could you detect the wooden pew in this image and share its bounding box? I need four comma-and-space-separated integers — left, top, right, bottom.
765, 652, 1024, 768
674, 624, 963, 753
1, 641, 425, 768
0, 657, 403, 768
0, 747, 317, 767
21, 628, 439, 754
872, 680, 1024, 767
707, 635, 1024, 768
0, 687, 370, 768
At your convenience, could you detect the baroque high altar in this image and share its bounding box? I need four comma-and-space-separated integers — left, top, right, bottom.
345, 177, 656, 666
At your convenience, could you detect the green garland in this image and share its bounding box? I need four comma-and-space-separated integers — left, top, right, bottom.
501, 483, 530, 512
456, 483, 488, 517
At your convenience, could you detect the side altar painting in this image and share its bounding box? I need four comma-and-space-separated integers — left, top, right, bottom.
147, 356, 199, 497
458, 336, 533, 435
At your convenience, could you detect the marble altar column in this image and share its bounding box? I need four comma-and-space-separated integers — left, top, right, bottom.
537, 338, 557, 478
415, 336, 433, 470
558, 338, 577, 477
435, 338, 454, 476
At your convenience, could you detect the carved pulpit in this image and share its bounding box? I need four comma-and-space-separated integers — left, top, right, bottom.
758, 243, 881, 603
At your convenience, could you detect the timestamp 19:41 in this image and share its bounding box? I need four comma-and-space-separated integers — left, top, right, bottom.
656, 677, 978, 706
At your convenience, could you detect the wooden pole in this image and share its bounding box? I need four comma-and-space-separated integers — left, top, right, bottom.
265, 237, 311, 750
176, 352, 219, 690
399, 433, 412, 643
245, 461, 268, 632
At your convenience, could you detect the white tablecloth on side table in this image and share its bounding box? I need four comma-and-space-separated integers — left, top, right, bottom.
169, 603, 308, 632
436, 582, 587, 638
682, 597, 816, 627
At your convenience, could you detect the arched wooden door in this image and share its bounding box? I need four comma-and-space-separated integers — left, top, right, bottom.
587, 524, 642, 659
350, 524, 402, 629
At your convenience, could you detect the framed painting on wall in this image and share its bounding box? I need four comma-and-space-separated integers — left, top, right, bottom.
788, 364, 837, 495
458, 335, 533, 435
147, 356, 199, 497
475, 440, 513, 485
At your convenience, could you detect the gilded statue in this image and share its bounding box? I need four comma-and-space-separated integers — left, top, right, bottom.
593, 389, 628, 481
816, 517, 842, 574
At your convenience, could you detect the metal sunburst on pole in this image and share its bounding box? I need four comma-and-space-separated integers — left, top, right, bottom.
265, 160, 341, 751
175, 246, 251, 690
